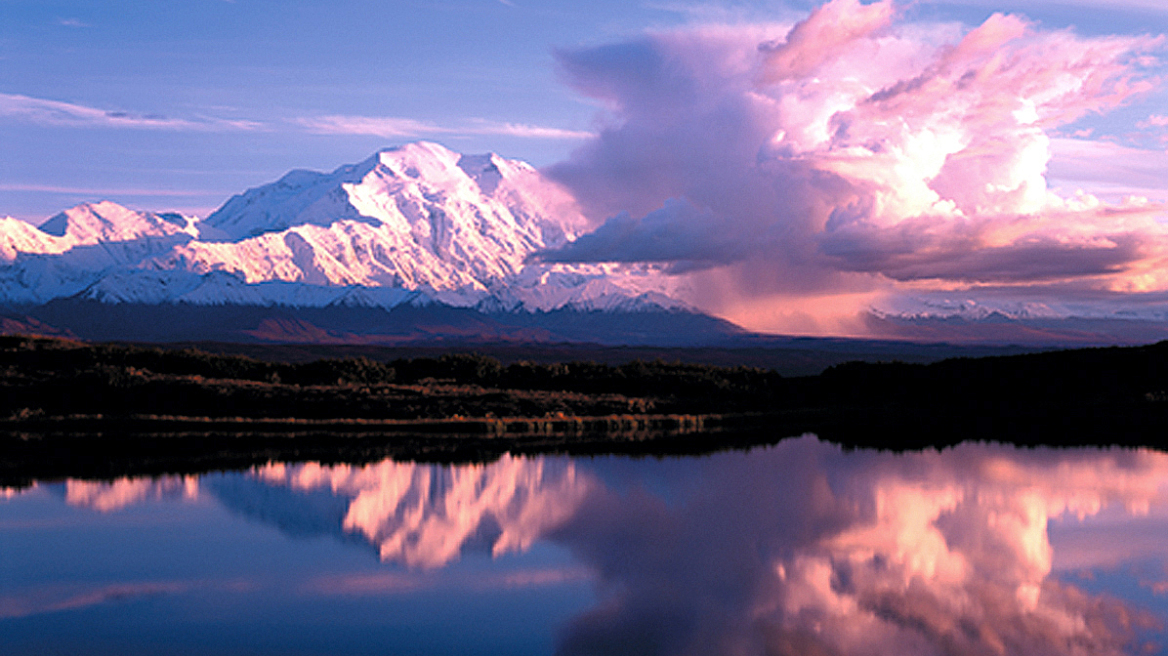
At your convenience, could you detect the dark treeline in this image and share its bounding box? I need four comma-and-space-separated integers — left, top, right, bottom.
803, 342, 1168, 448
0, 335, 783, 419
2, 335, 1168, 450
0, 335, 781, 392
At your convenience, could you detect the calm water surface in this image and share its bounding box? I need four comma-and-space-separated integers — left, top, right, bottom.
4, 435, 1168, 655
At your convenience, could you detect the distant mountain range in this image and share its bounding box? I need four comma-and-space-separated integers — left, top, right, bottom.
3, 141, 1167, 347
0, 142, 740, 345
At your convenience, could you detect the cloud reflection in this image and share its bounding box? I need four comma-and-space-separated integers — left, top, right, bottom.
305, 567, 591, 597
552, 439, 1168, 656
0, 581, 189, 619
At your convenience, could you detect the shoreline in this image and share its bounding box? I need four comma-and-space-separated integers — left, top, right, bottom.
3, 402, 1165, 486
0, 411, 740, 436
0, 413, 792, 486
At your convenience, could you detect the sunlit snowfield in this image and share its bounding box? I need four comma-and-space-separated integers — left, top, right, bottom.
4, 436, 1168, 655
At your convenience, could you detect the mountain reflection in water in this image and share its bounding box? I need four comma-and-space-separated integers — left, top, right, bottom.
5, 436, 1168, 656
251, 456, 591, 568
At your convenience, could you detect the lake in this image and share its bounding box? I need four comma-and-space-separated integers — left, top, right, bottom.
4, 435, 1168, 655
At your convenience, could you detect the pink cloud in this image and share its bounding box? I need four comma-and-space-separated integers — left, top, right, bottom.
541, 0, 1168, 333
759, 0, 895, 83
1138, 114, 1168, 128
296, 115, 443, 138
298, 114, 592, 140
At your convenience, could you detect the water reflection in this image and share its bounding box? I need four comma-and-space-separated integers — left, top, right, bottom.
5, 437, 1168, 656
1, 484, 33, 499
553, 442, 1168, 656
65, 476, 200, 512
251, 456, 590, 568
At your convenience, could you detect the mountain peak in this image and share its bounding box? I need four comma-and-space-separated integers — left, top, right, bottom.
203, 142, 542, 242
367, 142, 534, 197
37, 201, 196, 244
375, 141, 461, 172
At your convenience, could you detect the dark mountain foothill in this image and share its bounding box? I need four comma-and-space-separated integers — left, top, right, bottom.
1, 298, 748, 347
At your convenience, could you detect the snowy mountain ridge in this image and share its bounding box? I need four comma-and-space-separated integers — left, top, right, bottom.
0, 142, 689, 315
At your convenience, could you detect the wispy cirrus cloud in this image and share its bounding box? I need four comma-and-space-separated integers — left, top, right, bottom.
0, 92, 261, 131
0, 92, 592, 142
0, 183, 218, 197
297, 114, 592, 140
468, 120, 594, 140
295, 115, 442, 138
932, 0, 1168, 12
1049, 138, 1168, 200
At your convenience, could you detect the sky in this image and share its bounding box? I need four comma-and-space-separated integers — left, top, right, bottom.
5, 0, 1168, 334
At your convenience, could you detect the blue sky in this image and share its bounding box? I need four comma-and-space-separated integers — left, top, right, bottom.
3, 0, 1168, 222
0, 0, 699, 220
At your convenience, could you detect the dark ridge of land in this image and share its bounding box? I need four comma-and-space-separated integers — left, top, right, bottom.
3, 298, 748, 347
10, 297, 1168, 349
1, 334, 1167, 484
155, 339, 1046, 377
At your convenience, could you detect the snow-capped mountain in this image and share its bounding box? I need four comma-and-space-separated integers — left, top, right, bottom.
0, 201, 201, 304
0, 142, 688, 314
0, 201, 198, 263
0, 143, 748, 345
184, 142, 577, 291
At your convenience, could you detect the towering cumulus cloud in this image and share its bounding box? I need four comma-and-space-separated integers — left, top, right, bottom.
541, 0, 1167, 332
